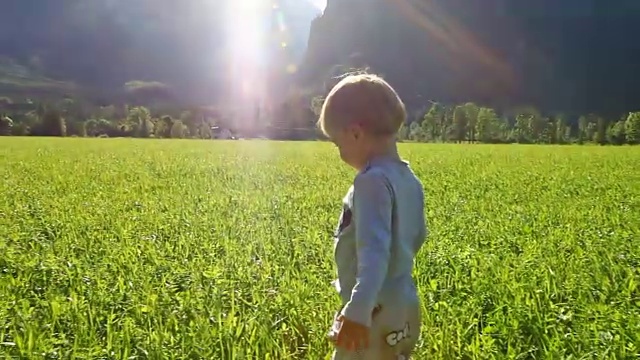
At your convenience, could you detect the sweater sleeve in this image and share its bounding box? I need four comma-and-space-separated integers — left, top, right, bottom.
340, 170, 393, 327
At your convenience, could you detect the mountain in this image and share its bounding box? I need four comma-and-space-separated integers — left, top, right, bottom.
298, 0, 640, 117
0, 0, 320, 104
2, 0, 640, 118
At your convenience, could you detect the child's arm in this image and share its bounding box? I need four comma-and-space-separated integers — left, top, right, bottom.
340, 171, 393, 327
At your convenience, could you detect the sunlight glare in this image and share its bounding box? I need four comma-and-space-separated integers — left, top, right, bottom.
310, 0, 327, 11
226, 0, 268, 62
221, 0, 305, 127
223, 0, 271, 111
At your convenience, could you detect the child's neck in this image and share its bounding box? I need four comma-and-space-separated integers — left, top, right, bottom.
360, 139, 400, 170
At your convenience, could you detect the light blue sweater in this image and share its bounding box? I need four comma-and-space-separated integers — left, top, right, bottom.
332, 155, 428, 327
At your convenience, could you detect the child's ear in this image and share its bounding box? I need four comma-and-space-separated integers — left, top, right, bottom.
351, 122, 365, 140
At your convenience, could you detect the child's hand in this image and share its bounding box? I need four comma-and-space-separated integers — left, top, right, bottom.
334, 314, 370, 352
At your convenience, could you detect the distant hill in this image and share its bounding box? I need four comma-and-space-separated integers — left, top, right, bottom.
0, 0, 320, 105
0, 57, 76, 96
2, 0, 640, 117
299, 0, 640, 117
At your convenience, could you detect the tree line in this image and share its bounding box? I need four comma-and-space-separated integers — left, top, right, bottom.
1, 95, 640, 145
397, 102, 640, 145
0, 93, 319, 140
0, 99, 211, 139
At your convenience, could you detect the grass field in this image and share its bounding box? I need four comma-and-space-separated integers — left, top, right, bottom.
1, 138, 639, 359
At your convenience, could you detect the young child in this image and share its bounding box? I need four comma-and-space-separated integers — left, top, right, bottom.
319, 73, 428, 359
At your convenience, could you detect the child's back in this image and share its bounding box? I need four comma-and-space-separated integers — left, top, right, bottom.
332, 155, 427, 359
334, 155, 426, 310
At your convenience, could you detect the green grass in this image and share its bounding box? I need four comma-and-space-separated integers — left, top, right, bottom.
0, 138, 639, 359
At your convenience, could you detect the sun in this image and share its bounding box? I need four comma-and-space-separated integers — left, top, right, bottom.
222, 0, 322, 119
222, 0, 271, 101
225, 0, 268, 60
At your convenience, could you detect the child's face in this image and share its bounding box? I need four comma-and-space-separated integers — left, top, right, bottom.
330, 124, 372, 171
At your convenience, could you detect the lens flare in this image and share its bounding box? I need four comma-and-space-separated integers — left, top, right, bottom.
222, 0, 309, 131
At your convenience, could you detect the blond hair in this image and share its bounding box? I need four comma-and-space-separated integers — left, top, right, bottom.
317, 73, 406, 138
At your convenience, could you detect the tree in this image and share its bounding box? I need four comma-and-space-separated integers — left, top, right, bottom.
510, 107, 543, 143
476, 107, 499, 143
199, 123, 213, 139
39, 108, 67, 136
625, 112, 640, 144
440, 105, 455, 142
397, 123, 409, 141
0, 115, 13, 136
127, 106, 152, 138
554, 114, 567, 144
513, 113, 533, 143
154, 115, 174, 138
180, 110, 199, 137
530, 112, 546, 143
578, 114, 598, 143
96, 105, 119, 120
409, 121, 425, 141
66, 120, 87, 137
86, 118, 116, 137
606, 121, 626, 145
463, 103, 479, 143
593, 116, 608, 145
577, 115, 588, 144
452, 105, 467, 143
55, 98, 85, 137
564, 125, 573, 143
421, 103, 442, 141
496, 116, 511, 143
170, 120, 186, 139
11, 122, 30, 136
19, 111, 40, 134
310, 95, 325, 116
541, 117, 555, 144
